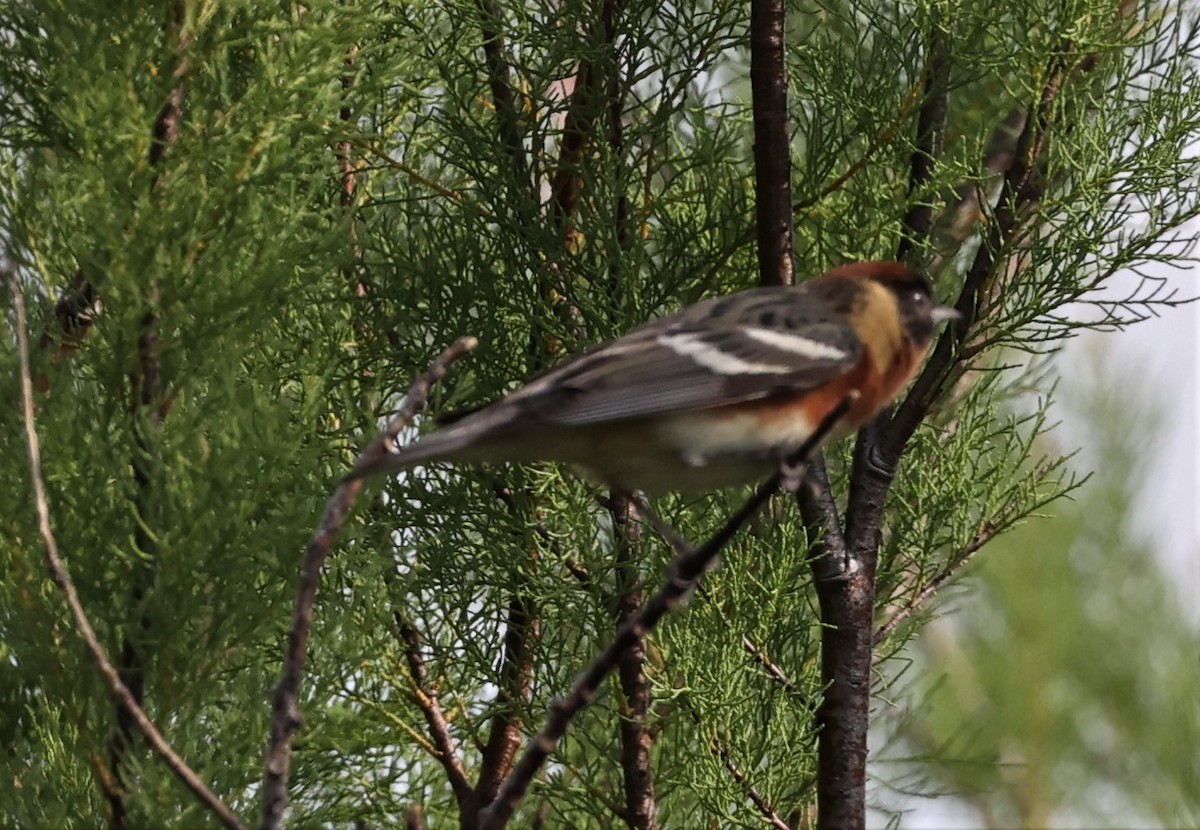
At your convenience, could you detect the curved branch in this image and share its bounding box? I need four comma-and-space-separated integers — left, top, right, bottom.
260, 336, 477, 830
11, 285, 247, 830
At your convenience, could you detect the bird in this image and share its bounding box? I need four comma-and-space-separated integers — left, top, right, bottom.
351, 261, 959, 492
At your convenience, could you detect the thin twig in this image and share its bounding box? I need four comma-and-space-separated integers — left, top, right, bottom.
260, 336, 477, 830
873, 502, 1025, 645
791, 74, 926, 217
716, 746, 792, 830
395, 614, 474, 806
478, 394, 856, 828
10, 286, 247, 830
681, 696, 790, 830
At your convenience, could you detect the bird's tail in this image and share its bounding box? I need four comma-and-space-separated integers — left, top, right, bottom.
346, 425, 483, 482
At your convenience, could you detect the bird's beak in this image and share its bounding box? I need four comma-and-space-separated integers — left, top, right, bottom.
931, 304, 961, 324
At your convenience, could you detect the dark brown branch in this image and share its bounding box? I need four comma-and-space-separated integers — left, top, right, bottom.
750, 0, 794, 286
478, 395, 856, 828
395, 614, 475, 807
793, 459, 866, 830
475, 0, 531, 195
468, 585, 539, 824
809, 542, 875, 830
109, 9, 190, 822
609, 495, 658, 830
11, 285, 247, 830
479, 482, 776, 828
811, 34, 1091, 830
260, 336, 477, 830
878, 54, 1067, 473
896, 27, 951, 263
792, 31, 954, 830
548, 0, 623, 250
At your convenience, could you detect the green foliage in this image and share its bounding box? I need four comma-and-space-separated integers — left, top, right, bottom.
1, 0, 1196, 825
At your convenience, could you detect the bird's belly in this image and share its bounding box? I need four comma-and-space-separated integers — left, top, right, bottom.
575, 406, 824, 492
656, 408, 821, 464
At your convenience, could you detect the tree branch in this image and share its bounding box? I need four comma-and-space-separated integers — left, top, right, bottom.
260, 336, 477, 830
610, 494, 658, 830
395, 613, 475, 807
468, 584, 539, 823
682, 696, 789, 830
750, 0, 794, 286
110, 8, 190, 822
794, 30, 955, 830
630, 494, 804, 697
878, 52, 1067, 471
715, 746, 791, 830
10, 283, 247, 830
896, 26, 951, 263
474, 0, 531, 197
548, 0, 624, 251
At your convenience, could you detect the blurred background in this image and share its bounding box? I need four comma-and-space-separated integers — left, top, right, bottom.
873, 255, 1200, 828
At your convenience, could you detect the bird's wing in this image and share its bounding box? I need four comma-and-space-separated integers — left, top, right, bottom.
507, 316, 862, 426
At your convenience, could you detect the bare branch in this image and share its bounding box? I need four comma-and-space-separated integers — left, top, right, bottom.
395, 614, 474, 807
610, 495, 658, 830
750, 0, 795, 286
469, 586, 538, 818
260, 336, 477, 830
474, 0, 531, 196
716, 746, 791, 830
10, 283, 247, 830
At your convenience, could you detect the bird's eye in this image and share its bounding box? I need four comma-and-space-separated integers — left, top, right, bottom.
910, 290, 930, 308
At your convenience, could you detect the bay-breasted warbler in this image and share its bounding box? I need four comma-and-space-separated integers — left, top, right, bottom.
352, 261, 958, 491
